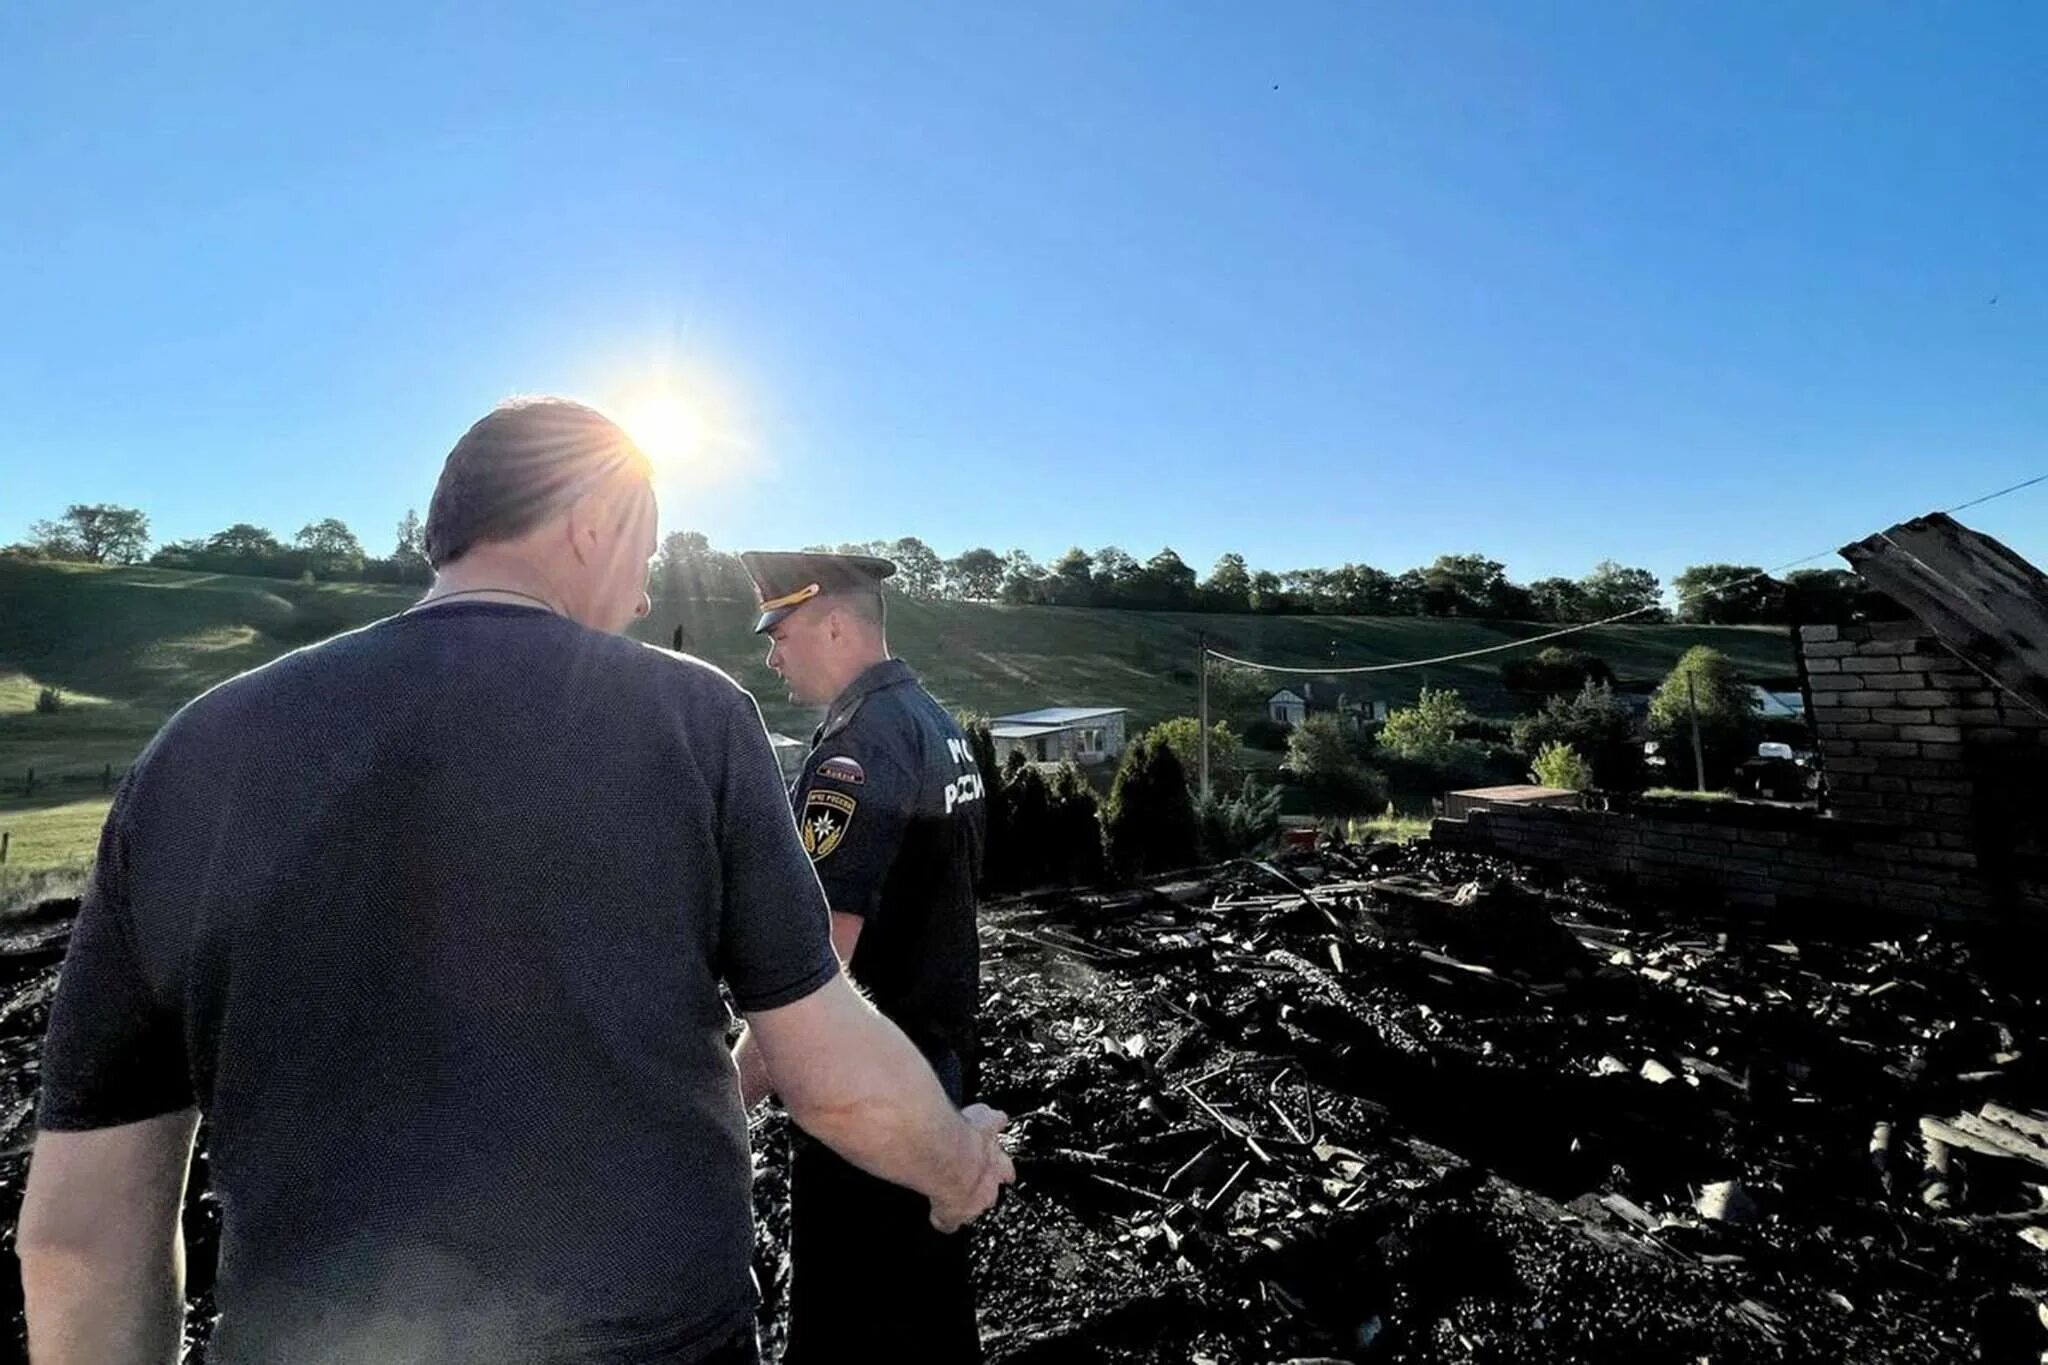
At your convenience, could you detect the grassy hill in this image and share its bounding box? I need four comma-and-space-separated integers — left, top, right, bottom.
0, 558, 1795, 871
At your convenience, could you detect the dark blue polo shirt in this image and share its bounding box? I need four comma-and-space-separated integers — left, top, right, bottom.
36, 603, 840, 1363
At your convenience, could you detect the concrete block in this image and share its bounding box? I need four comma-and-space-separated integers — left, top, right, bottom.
1899, 725, 1964, 744
1800, 624, 1841, 643
1918, 742, 1965, 762
1802, 641, 1857, 658
1870, 708, 1933, 725
1897, 691, 1956, 707
1867, 639, 1935, 657
1804, 658, 1843, 674
1909, 779, 1972, 797
1853, 657, 1903, 674
1845, 691, 1902, 707
1806, 675, 1862, 692
1856, 741, 1921, 759
1826, 756, 1881, 774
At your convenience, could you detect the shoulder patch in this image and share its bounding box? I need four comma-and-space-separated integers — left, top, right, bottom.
800, 789, 857, 861
814, 754, 866, 786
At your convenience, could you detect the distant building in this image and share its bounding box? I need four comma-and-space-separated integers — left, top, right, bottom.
990, 706, 1129, 767
1752, 687, 1809, 723
1268, 684, 1385, 730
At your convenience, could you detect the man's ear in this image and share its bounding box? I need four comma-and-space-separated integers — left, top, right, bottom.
563, 491, 602, 566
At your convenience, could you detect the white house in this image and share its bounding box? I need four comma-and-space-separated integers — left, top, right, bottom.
1268, 684, 1385, 730
990, 706, 1129, 767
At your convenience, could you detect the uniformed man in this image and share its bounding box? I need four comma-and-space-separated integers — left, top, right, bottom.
730, 550, 990, 1364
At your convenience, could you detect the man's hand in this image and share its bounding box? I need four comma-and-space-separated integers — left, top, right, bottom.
928, 1104, 1014, 1233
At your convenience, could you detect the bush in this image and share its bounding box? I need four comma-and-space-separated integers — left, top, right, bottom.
1195, 778, 1284, 860
1530, 741, 1591, 792
1377, 687, 1489, 771
1147, 717, 1244, 793
1500, 647, 1614, 699
1045, 759, 1106, 885
1281, 714, 1385, 812
1242, 717, 1291, 751
1649, 647, 1760, 790
1103, 732, 1201, 877
34, 686, 64, 714
1511, 683, 1646, 792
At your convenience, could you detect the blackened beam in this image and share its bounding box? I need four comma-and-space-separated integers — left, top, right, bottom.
1840, 512, 2048, 721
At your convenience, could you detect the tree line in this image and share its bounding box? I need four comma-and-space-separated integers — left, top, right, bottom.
9, 503, 1897, 626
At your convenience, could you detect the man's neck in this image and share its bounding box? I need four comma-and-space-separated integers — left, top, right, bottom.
421, 551, 565, 613
823, 651, 894, 707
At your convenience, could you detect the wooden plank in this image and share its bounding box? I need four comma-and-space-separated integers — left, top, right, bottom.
1840, 513, 2048, 720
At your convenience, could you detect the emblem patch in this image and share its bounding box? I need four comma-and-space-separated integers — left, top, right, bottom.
815, 755, 866, 786
801, 789, 858, 861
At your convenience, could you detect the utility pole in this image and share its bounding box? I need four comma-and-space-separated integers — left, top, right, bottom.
1197, 632, 1210, 801
1686, 671, 1707, 794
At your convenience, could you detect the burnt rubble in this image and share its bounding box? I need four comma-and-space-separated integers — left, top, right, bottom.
4, 842, 2048, 1362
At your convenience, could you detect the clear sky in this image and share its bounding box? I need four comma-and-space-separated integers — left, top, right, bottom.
3, 2, 2043, 586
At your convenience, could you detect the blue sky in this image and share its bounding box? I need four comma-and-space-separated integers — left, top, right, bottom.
3, 2, 2043, 586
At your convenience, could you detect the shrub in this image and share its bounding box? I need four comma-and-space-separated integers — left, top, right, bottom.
34, 686, 64, 714
1281, 714, 1387, 811
1195, 778, 1284, 860
1147, 717, 1244, 794
1500, 647, 1614, 698
956, 713, 1008, 891
1242, 717, 1291, 751
1530, 741, 1591, 791
1045, 759, 1106, 885
1511, 682, 1645, 792
1103, 732, 1201, 877
1648, 647, 1760, 790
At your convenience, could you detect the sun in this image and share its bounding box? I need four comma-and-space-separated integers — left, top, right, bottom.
615, 391, 708, 473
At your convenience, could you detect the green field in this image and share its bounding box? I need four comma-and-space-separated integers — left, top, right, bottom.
0, 558, 1794, 866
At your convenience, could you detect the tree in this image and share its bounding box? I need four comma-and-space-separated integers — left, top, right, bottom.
1092, 547, 1140, 599
394, 509, 428, 570
1416, 554, 1517, 617
999, 549, 1049, 605
1648, 647, 1761, 789
1580, 561, 1663, 620
1500, 647, 1615, 698
1329, 563, 1397, 615
889, 536, 945, 599
1512, 682, 1645, 792
1044, 760, 1106, 885
28, 504, 151, 564
1528, 577, 1591, 622
1281, 714, 1382, 811
946, 547, 1006, 600
1050, 548, 1097, 606
294, 518, 366, 577
1249, 569, 1291, 614
1202, 553, 1253, 613
1102, 732, 1201, 876
1377, 687, 1478, 767
1002, 761, 1053, 888
1146, 717, 1244, 794
1673, 564, 1781, 625
1134, 548, 1198, 611
1204, 658, 1272, 719
1530, 742, 1592, 792
206, 523, 287, 559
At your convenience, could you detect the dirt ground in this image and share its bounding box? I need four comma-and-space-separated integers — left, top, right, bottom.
3, 840, 2047, 1362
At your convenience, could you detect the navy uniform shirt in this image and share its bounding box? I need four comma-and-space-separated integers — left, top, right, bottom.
790, 659, 985, 1083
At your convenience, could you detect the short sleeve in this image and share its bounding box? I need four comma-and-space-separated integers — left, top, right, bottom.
37, 790, 195, 1131
717, 693, 841, 1013
795, 727, 915, 921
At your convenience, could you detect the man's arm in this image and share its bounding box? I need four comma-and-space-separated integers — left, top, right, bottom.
19, 1108, 199, 1365
746, 973, 1010, 1231
731, 910, 865, 1111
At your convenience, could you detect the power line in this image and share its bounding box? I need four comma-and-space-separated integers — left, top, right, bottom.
1205, 471, 2048, 677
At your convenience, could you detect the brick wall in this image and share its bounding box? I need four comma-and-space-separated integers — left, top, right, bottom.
1432, 622, 2048, 923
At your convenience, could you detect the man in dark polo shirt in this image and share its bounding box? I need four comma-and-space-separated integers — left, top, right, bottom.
730, 550, 989, 1363
18, 398, 1011, 1365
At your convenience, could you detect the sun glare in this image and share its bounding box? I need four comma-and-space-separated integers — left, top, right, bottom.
617, 391, 708, 473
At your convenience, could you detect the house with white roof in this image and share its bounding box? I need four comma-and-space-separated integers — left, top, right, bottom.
990, 706, 1129, 767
